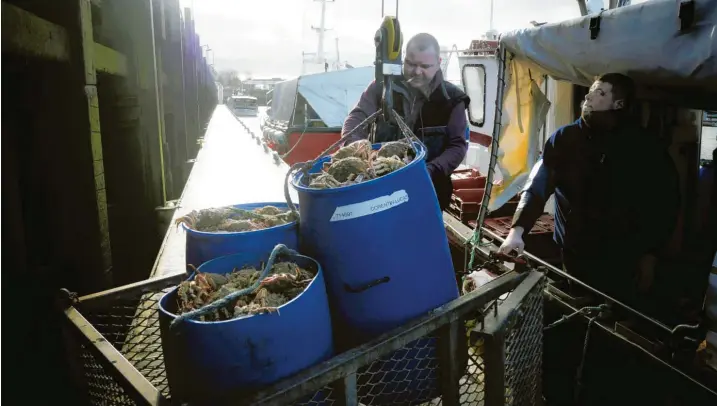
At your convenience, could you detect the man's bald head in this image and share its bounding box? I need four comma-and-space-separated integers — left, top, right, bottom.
406, 33, 441, 57
403, 33, 442, 93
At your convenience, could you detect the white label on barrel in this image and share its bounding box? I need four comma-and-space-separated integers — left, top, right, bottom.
330, 190, 409, 222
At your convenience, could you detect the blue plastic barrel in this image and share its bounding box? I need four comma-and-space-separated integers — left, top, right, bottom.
158, 249, 334, 405
291, 141, 460, 404
182, 202, 298, 268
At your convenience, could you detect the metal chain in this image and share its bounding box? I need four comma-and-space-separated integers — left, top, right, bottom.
284, 108, 425, 215
312, 110, 382, 163
574, 315, 598, 403
543, 304, 606, 331
284, 110, 381, 214
390, 109, 423, 149
541, 303, 606, 403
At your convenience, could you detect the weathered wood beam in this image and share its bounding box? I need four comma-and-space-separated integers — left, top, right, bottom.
78, 0, 113, 272
1, 2, 70, 61
2, 2, 127, 76
93, 42, 128, 76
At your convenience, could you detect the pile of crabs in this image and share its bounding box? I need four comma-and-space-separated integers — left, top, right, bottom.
308, 140, 415, 189
175, 204, 297, 233
173, 204, 308, 320
176, 261, 315, 321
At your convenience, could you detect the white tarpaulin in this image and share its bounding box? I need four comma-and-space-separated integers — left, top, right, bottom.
500, 0, 717, 92
298, 66, 375, 127
269, 77, 299, 123
269, 67, 374, 127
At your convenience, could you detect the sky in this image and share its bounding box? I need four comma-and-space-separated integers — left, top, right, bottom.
178, 0, 647, 79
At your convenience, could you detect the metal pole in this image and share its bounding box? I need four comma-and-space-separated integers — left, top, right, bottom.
489, 0, 494, 32
396, 0, 399, 19
576, 0, 588, 16
381, 0, 384, 17
317, 0, 327, 64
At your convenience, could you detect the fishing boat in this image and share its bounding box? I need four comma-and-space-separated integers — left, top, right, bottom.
259, 66, 374, 165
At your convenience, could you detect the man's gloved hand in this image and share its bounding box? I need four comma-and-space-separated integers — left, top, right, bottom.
497, 226, 526, 256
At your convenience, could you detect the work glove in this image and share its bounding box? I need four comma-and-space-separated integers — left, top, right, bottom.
497, 227, 525, 256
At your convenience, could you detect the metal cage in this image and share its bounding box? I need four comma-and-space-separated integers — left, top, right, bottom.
59, 270, 545, 406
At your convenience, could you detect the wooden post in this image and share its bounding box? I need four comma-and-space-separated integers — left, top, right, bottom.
182, 8, 200, 159
77, 0, 113, 282
162, 0, 189, 195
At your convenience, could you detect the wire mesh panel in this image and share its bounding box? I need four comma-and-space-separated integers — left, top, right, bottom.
472, 273, 545, 406
79, 347, 137, 406
503, 279, 544, 406
61, 271, 545, 406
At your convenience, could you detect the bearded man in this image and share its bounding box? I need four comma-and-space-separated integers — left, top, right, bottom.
342, 33, 469, 212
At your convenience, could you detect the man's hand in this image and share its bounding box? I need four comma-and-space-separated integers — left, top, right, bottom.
498, 227, 526, 256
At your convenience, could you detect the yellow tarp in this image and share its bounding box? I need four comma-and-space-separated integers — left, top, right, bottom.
489, 57, 551, 210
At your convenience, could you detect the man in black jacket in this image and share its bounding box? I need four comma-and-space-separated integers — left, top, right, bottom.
498, 73, 680, 300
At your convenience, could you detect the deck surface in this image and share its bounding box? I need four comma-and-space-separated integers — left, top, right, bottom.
150, 106, 297, 278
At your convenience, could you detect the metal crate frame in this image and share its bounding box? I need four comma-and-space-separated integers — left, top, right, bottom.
59, 270, 545, 406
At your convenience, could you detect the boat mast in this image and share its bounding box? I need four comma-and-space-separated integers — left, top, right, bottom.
335, 37, 341, 70
313, 0, 329, 64
486, 0, 497, 39
303, 0, 334, 73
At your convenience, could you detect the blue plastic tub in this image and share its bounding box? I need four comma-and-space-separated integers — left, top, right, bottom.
291, 141, 460, 404
158, 249, 334, 405
181, 202, 298, 268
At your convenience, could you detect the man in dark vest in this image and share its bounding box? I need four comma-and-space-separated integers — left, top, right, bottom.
341, 33, 470, 211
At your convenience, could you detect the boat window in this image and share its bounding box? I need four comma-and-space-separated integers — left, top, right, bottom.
233, 98, 257, 109
462, 64, 485, 127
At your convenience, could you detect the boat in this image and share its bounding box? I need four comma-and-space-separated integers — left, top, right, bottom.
228, 95, 259, 116
259, 66, 375, 165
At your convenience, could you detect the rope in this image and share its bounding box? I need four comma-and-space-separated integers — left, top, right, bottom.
465, 48, 508, 271
281, 125, 309, 160
169, 244, 299, 330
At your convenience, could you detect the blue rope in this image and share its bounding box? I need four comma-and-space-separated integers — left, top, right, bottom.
169, 244, 299, 329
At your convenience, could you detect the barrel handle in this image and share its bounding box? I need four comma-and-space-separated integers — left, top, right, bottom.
344, 276, 391, 293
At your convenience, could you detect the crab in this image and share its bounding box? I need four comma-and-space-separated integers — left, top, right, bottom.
215, 219, 257, 232
175, 206, 237, 230
373, 156, 406, 176
326, 157, 370, 183
177, 279, 212, 313
175, 205, 295, 232
309, 173, 342, 189
253, 205, 283, 216
377, 141, 412, 160
332, 139, 372, 160
232, 288, 282, 316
